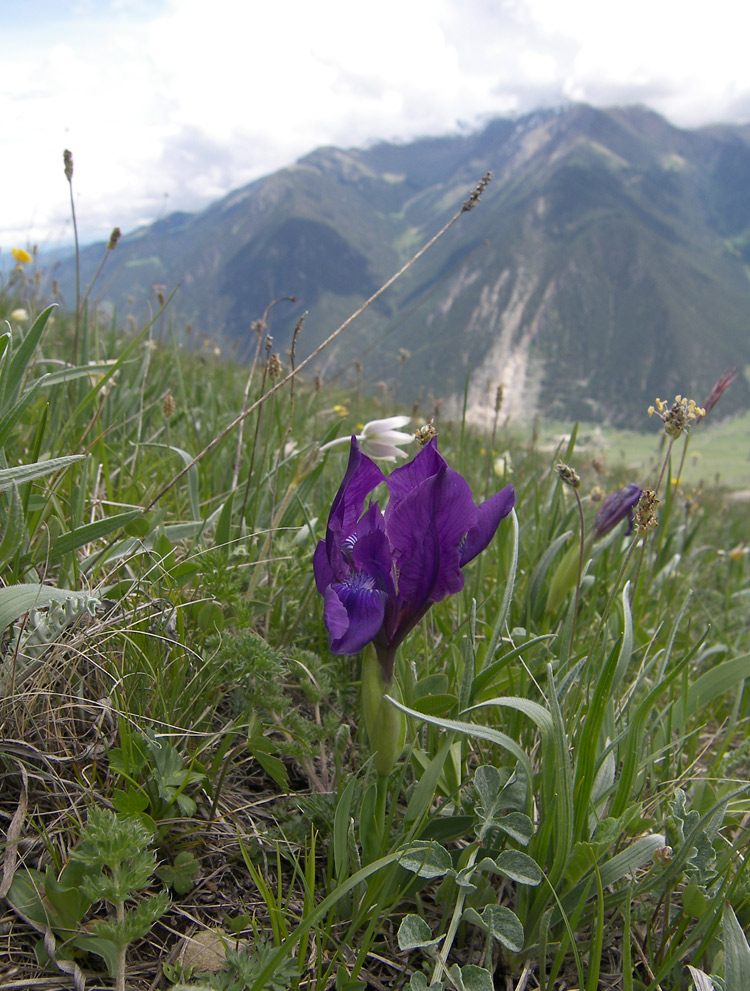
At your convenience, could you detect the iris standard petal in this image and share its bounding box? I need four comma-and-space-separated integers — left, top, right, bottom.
460, 483, 516, 565
324, 577, 387, 655
387, 441, 480, 588
428, 466, 478, 599
386, 462, 475, 613
389, 497, 442, 635
386, 437, 444, 499
328, 438, 385, 536
326, 438, 385, 574
351, 524, 397, 602
313, 539, 335, 594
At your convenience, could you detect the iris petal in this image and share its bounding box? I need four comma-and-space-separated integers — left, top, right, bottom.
460, 484, 515, 565
593, 483, 642, 539
352, 523, 397, 601
313, 539, 335, 594
326, 439, 385, 576
325, 577, 386, 655
387, 437, 444, 498
330, 438, 385, 534
386, 462, 475, 613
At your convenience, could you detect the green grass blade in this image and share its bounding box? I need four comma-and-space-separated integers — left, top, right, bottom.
0, 455, 85, 492
140, 442, 199, 520
530, 530, 573, 620
682, 652, 750, 721
723, 901, 750, 989
49, 509, 143, 564
464, 696, 554, 735
246, 844, 444, 991
484, 509, 520, 666
544, 664, 575, 890
1, 305, 55, 413
386, 695, 535, 815
0, 482, 26, 566
0, 377, 47, 450
333, 773, 359, 883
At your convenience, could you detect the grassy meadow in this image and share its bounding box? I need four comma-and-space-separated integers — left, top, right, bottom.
532, 416, 750, 496
1, 210, 750, 991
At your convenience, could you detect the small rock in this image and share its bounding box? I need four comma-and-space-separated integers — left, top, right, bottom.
177, 930, 228, 973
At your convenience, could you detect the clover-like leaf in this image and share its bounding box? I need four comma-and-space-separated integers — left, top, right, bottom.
473, 765, 506, 819
447, 963, 494, 991
472, 766, 532, 844
491, 849, 543, 886
397, 914, 443, 951
399, 841, 452, 879
494, 811, 534, 845
410, 973, 444, 991
454, 864, 479, 891
156, 851, 200, 895
463, 905, 525, 953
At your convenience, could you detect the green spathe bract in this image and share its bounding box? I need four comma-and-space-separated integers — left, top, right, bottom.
361, 644, 406, 777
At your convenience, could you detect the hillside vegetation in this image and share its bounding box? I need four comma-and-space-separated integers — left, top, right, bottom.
2, 185, 750, 991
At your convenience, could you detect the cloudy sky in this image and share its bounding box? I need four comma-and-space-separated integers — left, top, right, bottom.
3, 0, 749, 249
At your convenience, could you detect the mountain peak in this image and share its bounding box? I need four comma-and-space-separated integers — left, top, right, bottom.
48, 104, 750, 424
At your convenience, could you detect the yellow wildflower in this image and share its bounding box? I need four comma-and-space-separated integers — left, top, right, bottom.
648, 395, 705, 438
11, 248, 32, 264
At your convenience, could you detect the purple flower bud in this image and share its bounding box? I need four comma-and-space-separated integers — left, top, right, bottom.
593, 484, 642, 540
313, 437, 515, 680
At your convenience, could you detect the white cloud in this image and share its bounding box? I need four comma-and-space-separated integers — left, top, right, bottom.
2, 0, 749, 249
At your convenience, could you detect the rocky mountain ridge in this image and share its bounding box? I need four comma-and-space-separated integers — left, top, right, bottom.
51, 104, 750, 424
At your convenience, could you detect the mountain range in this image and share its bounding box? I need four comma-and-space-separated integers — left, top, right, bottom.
49, 104, 750, 425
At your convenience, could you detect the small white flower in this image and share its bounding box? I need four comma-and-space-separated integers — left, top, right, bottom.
320, 415, 412, 462
294, 519, 318, 545
493, 451, 513, 478
10, 308, 29, 322
357, 416, 412, 461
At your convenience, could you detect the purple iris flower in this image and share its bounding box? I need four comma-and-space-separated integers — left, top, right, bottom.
592, 483, 642, 539
313, 437, 515, 681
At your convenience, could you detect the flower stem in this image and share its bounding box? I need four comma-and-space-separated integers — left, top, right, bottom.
430, 843, 479, 984
570, 487, 586, 645
575, 530, 641, 710
66, 172, 81, 364
631, 435, 675, 613
653, 436, 675, 500
375, 773, 389, 847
